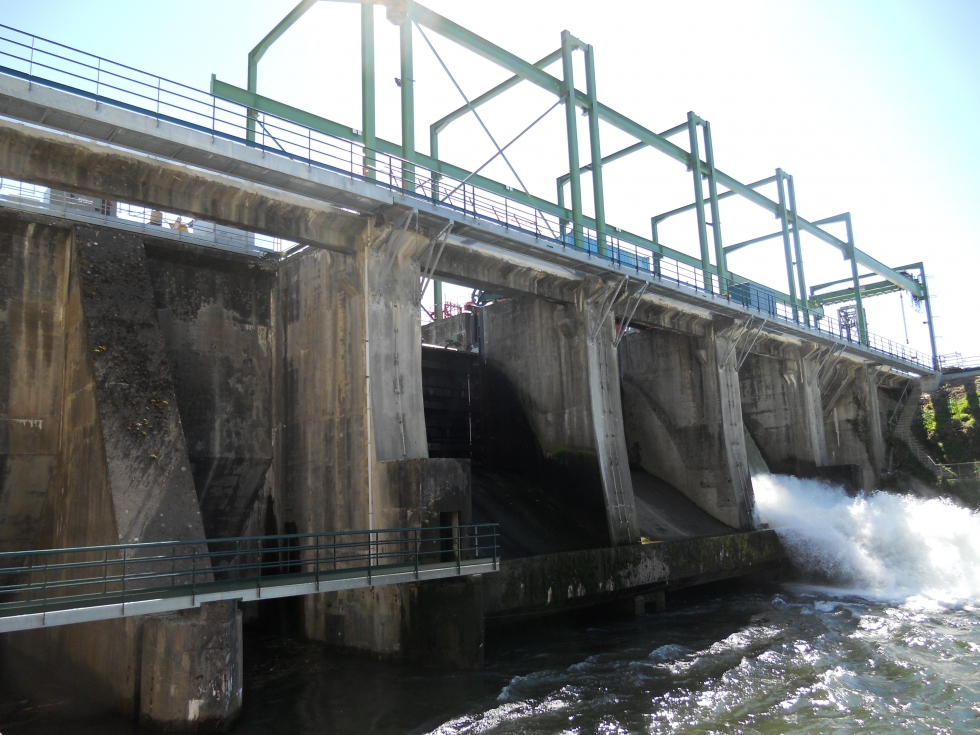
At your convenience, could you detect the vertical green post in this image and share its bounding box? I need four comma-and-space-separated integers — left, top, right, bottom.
776, 169, 799, 321
920, 267, 939, 371
702, 120, 727, 290
561, 30, 584, 252
246, 56, 258, 144
361, 3, 376, 180
430, 124, 440, 201
844, 215, 867, 346
245, 0, 319, 146
687, 113, 712, 291
787, 174, 808, 325
400, 15, 415, 192
584, 45, 607, 256
433, 280, 443, 321
650, 217, 663, 278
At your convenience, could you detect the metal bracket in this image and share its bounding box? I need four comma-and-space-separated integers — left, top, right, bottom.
589, 276, 628, 343
736, 318, 766, 372
612, 281, 647, 348
418, 221, 453, 304
815, 343, 846, 389
721, 316, 766, 371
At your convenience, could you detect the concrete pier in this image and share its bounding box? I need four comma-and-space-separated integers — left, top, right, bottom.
619, 322, 754, 530
481, 295, 638, 546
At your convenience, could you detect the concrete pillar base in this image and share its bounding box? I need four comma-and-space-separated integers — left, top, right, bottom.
139, 602, 243, 731
626, 590, 666, 615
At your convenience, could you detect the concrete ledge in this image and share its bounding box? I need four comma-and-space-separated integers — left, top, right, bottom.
483, 530, 783, 620
0, 117, 367, 253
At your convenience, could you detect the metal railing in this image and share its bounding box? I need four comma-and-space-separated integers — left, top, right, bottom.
938, 353, 980, 372
0, 178, 293, 254
0, 524, 498, 629
0, 23, 932, 371
941, 462, 980, 480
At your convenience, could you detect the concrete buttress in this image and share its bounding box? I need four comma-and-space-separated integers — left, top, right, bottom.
481, 294, 639, 546
278, 211, 483, 665
619, 323, 754, 530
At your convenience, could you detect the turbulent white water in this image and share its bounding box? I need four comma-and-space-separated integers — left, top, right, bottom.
753, 474, 980, 604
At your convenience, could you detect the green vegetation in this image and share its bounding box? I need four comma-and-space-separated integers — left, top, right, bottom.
913, 378, 980, 466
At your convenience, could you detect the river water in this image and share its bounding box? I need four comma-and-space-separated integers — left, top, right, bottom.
4, 475, 980, 734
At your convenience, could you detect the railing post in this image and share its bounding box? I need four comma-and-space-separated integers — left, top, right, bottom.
95, 57, 101, 110
156, 77, 161, 126
315, 536, 320, 592
28, 36, 35, 90
41, 556, 48, 623
414, 528, 419, 580
191, 545, 196, 605
367, 532, 372, 587
493, 526, 498, 571
104, 548, 109, 595
121, 550, 127, 612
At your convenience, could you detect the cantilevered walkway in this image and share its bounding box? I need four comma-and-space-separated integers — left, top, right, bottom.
0, 525, 498, 633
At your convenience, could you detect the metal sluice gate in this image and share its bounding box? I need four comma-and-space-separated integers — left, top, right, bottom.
0, 524, 499, 633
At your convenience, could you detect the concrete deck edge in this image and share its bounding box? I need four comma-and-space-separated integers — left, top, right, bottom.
483, 530, 784, 620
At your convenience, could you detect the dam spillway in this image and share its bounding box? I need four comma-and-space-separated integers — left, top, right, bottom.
0, 8, 946, 731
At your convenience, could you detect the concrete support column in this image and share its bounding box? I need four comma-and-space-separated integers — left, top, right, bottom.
822, 361, 886, 491
584, 297, 639, 545
619, 324, 754, 530
280, 213, 484, 666
139, 602, 243, 730
800, 353, 830, 468
482, 295, 638, 546
738, 349, 828, 475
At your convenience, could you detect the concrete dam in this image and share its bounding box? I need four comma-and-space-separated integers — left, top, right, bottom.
0, 4, 943, 730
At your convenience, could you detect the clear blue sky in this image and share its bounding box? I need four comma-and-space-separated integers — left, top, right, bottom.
2, 0, 977, 359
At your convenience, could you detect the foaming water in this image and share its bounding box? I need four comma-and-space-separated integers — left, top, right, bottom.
754, 474, 980, 604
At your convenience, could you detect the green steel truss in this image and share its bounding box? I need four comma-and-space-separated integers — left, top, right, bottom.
225, 0, 936, 368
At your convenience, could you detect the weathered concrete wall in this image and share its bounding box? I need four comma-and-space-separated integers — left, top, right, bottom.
366, 219, 429, 463
0, 214, 242, 727
74, 225, 207, 545
0, 218, 71, 553
481, 295, 638, 545
739, 349, 827, 476
145, 241, 276, 541
421, 312, 473, 349
8, 218, 139, 715
619, 324, 754, 530
483, 529, 783, 620
278, 244, 370, 537
822, 360, 886, 490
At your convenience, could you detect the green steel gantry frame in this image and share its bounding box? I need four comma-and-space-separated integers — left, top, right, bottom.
224, 0, 938, 369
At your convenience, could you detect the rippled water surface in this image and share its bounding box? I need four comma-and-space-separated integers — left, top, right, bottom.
227, 589, 980, 735
4, 477, 980, 734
